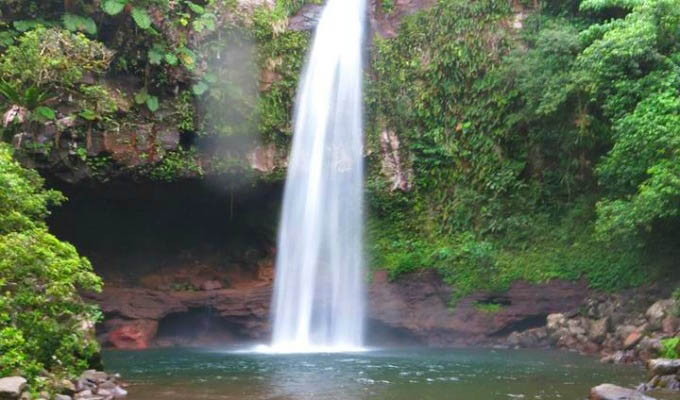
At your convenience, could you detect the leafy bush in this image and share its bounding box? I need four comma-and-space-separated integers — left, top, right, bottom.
0, 143, 102, 388
367, 0, 676, 300
0, 27, 112, 91
660, 337, 680, 359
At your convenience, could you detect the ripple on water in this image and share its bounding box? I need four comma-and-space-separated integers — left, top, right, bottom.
102, 348, 646, 400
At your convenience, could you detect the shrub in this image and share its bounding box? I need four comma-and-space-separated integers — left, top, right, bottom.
0, 143, 102, 389
0, 27, 112, 91
660, 337, 680, 359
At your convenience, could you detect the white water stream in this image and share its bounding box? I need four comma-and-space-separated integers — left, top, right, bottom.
267, 0, 367, 353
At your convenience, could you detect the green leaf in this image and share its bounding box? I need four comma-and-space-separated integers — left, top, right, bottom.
148, 47, 163, 65
185, 1, 205, 14
177, 47, 196, 70
62, 13, 97, 35
13, 20, 42, 32
134, 88, 149, 105
131, 7, 152, 30
146, 96, 159, 112
79, 109, 97, 121
0, 31, 16, 48
102, 0, 128, 15
192, 82, 208, 96
34, 106, 56, 120
164, 53, 178, 66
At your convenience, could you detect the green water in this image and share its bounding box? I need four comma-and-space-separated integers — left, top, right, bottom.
103, 347, 648, 400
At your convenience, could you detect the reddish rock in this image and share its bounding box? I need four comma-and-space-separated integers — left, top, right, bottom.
90, 269, 588, 349
86, 284, 272, 349
624, 330, 643, 350
108, 320, 158, 350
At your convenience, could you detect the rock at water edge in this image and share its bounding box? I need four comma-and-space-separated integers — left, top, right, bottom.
0, 377, 27, 399
589, 384, 655, 400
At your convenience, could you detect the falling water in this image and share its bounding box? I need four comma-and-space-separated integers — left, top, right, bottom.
268, 0, 366, 352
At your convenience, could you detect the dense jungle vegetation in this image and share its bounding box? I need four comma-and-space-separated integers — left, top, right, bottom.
367, 0, 680, 301
0, 0, 679, 390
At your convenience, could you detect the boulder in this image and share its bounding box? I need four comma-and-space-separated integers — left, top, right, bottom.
647, 358, 680, 376
648, 374, 680, 390
0, 377, 26, 399
55, 395, 72, 400
107, 319, 158, 350
589, 384, 655, 400
80, 370, 109, 384
589, 317, 610, 344
616, 325, 638, 341
646, 300, 675, 331
567, 319, 586, 336
604, 350, 637, 364
623, 330, 643, 350
661, 315, 679, 334
637, 337, 662, 361
546, 313, 567, 332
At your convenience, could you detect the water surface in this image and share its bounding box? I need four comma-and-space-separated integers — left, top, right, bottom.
104, 347, 653, 399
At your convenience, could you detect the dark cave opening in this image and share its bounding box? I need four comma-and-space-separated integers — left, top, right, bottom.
155, 307, 251, 347
491, 314, 549, 337
46, 178, 283, 287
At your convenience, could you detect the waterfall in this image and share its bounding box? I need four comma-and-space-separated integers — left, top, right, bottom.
268, 0, 366, 352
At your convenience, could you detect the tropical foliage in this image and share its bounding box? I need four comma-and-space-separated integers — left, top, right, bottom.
0, 143, 102, 389
367, 0, 679, 299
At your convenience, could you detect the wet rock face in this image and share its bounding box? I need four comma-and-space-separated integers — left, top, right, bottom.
287, 0, 437, 38
367, 270, 587, 346
88, 284, 273, 349
370, 0, 438, 38
91, 267, 587, 349
379, 129, 412, 192
288, 4, 324, 31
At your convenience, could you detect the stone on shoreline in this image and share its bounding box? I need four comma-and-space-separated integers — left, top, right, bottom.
0, 377, 27, 399
589, 384, 655, 400
647, 358, 680, 376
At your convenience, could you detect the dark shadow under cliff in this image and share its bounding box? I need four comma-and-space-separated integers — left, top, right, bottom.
46, 178, 283, 287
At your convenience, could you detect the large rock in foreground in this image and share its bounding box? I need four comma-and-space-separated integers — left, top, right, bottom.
0, 377, 26, 399
589, 384, 655, 400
